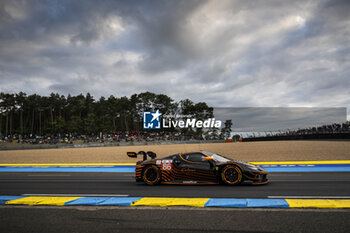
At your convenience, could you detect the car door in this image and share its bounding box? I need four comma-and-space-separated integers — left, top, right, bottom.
176, 153, 217, 182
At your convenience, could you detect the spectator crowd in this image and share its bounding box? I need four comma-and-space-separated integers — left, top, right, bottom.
0, 131, 187, 145
276, 122, 350, 137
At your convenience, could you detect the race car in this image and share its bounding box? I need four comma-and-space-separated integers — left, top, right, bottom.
127, 151, 269, 185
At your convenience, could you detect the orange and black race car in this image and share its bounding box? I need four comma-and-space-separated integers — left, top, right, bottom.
127, 151, 269, 185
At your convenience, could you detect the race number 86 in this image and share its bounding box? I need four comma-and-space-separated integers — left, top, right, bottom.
162, 162, 172, 170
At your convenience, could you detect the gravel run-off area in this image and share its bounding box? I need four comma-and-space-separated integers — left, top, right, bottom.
0, 141, 349, 163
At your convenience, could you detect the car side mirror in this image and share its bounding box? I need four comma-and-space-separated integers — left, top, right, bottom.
205, 157, 213, 161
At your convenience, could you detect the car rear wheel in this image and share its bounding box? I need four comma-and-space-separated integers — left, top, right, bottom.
221, 165, 242, 185
142, 165, 161, 185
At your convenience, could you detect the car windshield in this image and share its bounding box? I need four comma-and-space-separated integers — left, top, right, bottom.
201, 151, 231, 163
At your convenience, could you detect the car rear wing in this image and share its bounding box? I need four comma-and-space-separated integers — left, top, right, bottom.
127, 151, 157, 161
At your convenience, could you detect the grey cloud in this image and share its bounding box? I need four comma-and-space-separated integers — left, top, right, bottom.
0, 0, 349, 119
214, 107, 347, 132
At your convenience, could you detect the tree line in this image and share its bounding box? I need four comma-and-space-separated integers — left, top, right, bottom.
0, 92, 215, 137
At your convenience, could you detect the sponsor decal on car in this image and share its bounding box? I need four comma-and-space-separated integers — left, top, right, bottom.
183, 181, 197, 183
161, 160, 173, 171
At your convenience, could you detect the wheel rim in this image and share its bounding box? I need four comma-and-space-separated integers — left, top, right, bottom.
145, 167, 158, 183
224, 167, 239, 183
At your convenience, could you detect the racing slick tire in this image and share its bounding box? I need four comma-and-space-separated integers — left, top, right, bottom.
142, 165, 161, 185
221, 165, 243, 185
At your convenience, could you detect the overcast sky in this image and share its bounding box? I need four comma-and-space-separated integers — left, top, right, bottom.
214, 107, 346, 131
0, 0, 349, 118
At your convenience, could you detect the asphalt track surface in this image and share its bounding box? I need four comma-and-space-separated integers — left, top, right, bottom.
1, 172, 350, 233
0, 172, 350, 198
0, 205, 349, 233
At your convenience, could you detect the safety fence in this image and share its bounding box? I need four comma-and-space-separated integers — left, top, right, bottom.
0, 140, 225, 150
